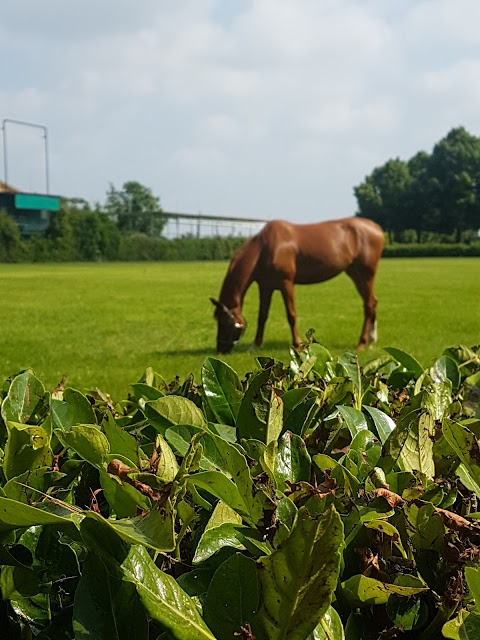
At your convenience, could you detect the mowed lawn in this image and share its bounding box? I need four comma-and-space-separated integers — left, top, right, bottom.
0, 258, 478, 401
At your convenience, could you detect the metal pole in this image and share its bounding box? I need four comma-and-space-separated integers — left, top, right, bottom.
2, 121, 8, 186
2, 118, 50, 193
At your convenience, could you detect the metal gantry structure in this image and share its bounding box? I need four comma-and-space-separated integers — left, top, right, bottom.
161, 211, 269, 239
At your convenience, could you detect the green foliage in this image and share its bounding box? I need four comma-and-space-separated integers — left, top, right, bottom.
104, 181, 165, 236
355, 126, 480, 242
0, 209, 27, 262
1, 342, 480, 637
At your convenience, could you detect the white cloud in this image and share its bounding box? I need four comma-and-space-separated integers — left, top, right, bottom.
1, 0, 480, 220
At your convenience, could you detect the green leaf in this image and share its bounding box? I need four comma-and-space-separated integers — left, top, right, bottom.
336, 406, 368, 438
382, 394, 435, 478
257, 504, 343, 640
309, 344, 333, 377
169, 427, 272, 525
403, 501, 445, 552
188, 471, 266, 526
143, 396, 205, 434
80, 516, 216, 640
55, 425, 110, 470
272, 431, 312, 492
443, 419, 480, 499
100, 471, 151, 517
341, 574, 428, 608
236, 369, 283, 445
349, 430, 381, 481
201, 357, 243, 426
193, 522, 246, 564
308, 606, 345, 639
313, 454, 360, 496
443, 610, 480, 639
282, 387, 313, 420
102, 413, 143, 468
50, 388, 97, 432
203, 553, 261, 640
73, 553, 148, 639
384, 347, 424, 379
363, 406, 396, 445
3, 422, 52, 481
431, 355, 461, 390
1, 369, 46, 424
465, 566, 480, 612
193, 500, 243, 563
0, 496, 79, 535
363, 520, 406, 558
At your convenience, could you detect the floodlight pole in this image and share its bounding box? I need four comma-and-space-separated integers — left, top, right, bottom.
2, 118, 50, 193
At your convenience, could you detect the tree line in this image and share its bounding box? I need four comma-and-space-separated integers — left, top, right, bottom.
0, 181, 246, 262
355, 126, 480, 242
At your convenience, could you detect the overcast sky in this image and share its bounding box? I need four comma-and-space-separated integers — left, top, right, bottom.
2, 0, 480, 223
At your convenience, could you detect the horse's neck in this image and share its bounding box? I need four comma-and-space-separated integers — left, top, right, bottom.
220, 240, 258, 310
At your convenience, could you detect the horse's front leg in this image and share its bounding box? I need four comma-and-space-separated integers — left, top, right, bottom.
346, 265, 378, 349
254, 285, 273, 348
280, 279, 302, 348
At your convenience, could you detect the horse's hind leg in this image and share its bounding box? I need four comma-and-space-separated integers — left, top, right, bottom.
254, 285, 274, 348
280, 279, 302, 348
346, 264, 378, 348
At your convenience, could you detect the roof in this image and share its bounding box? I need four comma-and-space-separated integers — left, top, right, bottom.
0, 180, 20, 193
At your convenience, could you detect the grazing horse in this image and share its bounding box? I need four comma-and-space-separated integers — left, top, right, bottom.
211, 216, 384, 354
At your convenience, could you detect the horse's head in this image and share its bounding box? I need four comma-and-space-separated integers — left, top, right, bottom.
210, 298, 247, 353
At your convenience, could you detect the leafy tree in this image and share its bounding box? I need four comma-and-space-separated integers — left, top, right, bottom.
0, 210, 26, 262
104, 181, 165, 236
428, 127, 480, 241
355, 127, 480, 242
354, 158, 410, 241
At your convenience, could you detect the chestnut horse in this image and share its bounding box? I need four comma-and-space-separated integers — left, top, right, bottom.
211, 216, 384, 354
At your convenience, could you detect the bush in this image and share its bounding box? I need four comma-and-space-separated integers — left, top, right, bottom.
1, 343, 480, 637
0, 210, 28, 262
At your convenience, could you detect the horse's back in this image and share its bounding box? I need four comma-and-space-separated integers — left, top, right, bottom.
255, 217, 383, 284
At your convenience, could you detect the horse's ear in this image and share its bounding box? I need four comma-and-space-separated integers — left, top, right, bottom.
210, 297, 221, 309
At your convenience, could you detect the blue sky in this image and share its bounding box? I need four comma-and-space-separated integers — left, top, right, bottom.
2, 0, 480, 223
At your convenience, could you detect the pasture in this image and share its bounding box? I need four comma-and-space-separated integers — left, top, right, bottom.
0, 258, 478, 400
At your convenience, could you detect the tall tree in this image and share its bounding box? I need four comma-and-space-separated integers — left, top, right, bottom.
428, 127, 480, 241
104, 181, 165, 236
354, 158, 410, 241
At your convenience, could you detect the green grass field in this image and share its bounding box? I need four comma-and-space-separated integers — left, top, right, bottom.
0, 258, 478, 400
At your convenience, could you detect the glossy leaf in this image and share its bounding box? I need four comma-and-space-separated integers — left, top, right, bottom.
194, 500, 243, 564
73, 553, 148, 639
55, 425, 110, 470
403, 501, 445, 552
50, 388, 96, 432
337, 406, 368, 437
3, 422, 52, 481
384, 347, 424, 379
257, 504, 343, 640
341, 574, 428, 608
363, 405, 396, 444
465, 565, 480, 611
143, 396, 206, 434
308, 606, 345, 639
201, 357, 243, 426
1, 369, 46, 424
80, 516, 216, 640
431, 355, 461, 390
271, 431, 312, 491
443, 419, 480, 499
0, 496, 80, 535
102, 413, 143, 468
236, 369, 283, 445
203, 553, 261, 640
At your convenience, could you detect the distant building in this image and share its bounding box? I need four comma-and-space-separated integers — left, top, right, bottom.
0, 181, 60, 236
